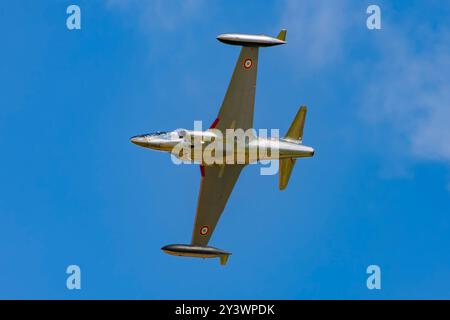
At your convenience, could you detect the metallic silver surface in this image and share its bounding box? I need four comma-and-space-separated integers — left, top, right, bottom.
217, 32, 286, 47
130, 29, 315, 265
162, 244, 231, 265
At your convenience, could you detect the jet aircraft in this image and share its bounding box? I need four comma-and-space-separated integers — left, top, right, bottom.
130, 29, 314, 265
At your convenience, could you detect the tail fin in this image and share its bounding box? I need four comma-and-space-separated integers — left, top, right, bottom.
279, 158, 296, 190
277, 29, 287, 42
285, 106, 307, 142
279, 106, 307, 190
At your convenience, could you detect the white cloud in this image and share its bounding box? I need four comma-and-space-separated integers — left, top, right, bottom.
106, 0, 450, 166
280, 0, 359, 68
281, 0, 450, 165
361, 26, 450, 163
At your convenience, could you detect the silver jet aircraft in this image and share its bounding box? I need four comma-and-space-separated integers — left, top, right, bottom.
130, 29, 314, 265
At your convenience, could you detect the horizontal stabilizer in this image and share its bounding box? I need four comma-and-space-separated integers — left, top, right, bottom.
285, 106, 307, 142
279, 106, 309, 190
279, 158, 296, 190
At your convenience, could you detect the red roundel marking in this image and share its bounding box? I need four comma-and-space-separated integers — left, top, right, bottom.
200, 225, 209, 236
243, 58, 253, 70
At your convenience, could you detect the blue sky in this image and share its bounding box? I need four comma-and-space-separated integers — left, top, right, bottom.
0, 0, 449, 299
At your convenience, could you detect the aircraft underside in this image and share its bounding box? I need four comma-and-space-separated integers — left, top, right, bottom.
130, 28, 315, 265
173, 138, 314, 164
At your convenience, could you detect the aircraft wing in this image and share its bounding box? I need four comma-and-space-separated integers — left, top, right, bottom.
212, 47, 259, 131
191, 165, 245, 246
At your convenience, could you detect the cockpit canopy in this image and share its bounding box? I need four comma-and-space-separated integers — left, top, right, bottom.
147, 131, 168, 136
175, 129, 188, 139
139, 129, 188, 140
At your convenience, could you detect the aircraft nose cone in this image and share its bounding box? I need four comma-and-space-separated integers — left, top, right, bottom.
130, 135, 147, 146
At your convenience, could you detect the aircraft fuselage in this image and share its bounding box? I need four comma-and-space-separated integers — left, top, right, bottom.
130, 129, 314, 164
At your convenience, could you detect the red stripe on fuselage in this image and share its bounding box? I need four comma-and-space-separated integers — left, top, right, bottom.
210, 118, 219, 129
200, 165, 205, 177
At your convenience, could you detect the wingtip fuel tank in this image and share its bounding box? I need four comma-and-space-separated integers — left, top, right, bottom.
217, 29, 287, 47
162, 244, 231, 265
